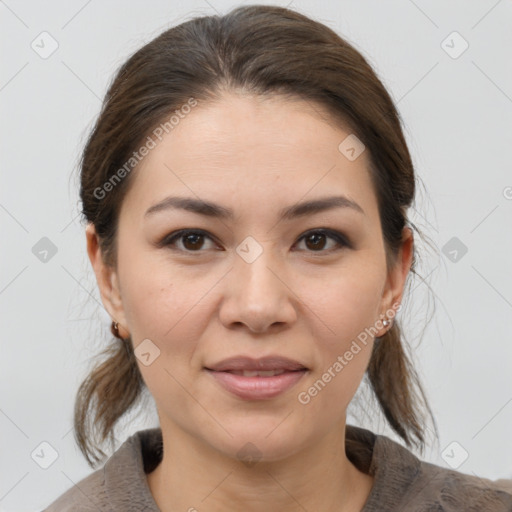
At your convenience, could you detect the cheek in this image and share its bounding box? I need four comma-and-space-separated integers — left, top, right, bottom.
118, 241, 203, 338
120, 263, 208, 413
300, 258, 383, 398
296, 303, 376, 420
303, 258, 385, 345
117, 253, 205, 378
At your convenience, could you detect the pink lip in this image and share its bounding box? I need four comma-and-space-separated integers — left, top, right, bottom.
204, 369, 307, 400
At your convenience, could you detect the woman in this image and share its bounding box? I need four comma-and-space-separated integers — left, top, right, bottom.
44, 4, 512, 511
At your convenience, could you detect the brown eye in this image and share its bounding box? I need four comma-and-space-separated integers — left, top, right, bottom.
295, 229, 350, 253
182, 232, 205, 251
161, 230, 217, 252
304, 232, 328, 251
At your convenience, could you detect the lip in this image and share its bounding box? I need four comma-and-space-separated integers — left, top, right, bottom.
205, 368, 308, 400
205, 355, 307, 372
204, 355, 309, 400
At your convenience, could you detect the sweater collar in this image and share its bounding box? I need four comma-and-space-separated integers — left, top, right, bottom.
345, 425, 422, 510
103, 424, 422, 510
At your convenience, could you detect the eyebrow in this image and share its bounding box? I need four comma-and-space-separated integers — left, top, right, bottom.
144, 194, 365, 221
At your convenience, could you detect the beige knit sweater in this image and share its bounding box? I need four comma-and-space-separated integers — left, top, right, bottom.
44, 425, 512, 511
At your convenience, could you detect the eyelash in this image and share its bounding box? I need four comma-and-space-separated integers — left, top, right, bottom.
159, 228, 351, 255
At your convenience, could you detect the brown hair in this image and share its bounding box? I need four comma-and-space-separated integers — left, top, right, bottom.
75, 4, 437, 467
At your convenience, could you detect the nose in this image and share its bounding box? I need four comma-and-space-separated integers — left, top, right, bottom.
218, 246, 297, 334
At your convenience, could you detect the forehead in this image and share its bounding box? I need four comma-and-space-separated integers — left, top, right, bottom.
120, 93, 378, 221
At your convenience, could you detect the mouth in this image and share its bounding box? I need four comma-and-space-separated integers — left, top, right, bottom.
217, 369, 299, 377
204, 355, 308, 373
203, 356, 309, 400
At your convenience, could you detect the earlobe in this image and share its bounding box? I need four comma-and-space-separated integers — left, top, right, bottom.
85, 223, 128, 330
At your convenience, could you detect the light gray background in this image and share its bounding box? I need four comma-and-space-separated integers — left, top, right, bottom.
1, 0, 511, 510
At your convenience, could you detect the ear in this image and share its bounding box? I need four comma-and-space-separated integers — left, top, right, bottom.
377, 226, 414, 334
85, 223, 129, 337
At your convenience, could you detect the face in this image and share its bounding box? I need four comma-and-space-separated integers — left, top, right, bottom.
87, 93, 412, 462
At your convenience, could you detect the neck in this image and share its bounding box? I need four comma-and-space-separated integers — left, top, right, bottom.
147, 418, 374, 512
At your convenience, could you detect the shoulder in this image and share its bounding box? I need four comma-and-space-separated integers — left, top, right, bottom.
346, 425, 512, 512
43, 466, 107, 511
406, 460, 512, 511
42, 428, 162, 511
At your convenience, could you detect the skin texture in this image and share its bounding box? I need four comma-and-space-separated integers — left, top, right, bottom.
86, 93, 413, 512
